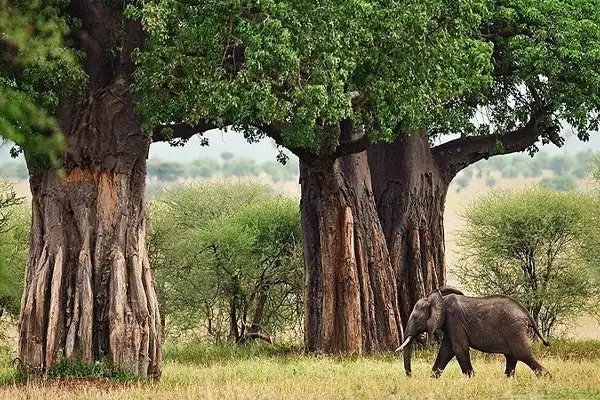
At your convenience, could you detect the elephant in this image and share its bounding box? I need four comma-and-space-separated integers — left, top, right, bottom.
396, 288, 550, 378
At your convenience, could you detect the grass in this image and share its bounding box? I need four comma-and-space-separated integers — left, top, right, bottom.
0, 341, 599, 399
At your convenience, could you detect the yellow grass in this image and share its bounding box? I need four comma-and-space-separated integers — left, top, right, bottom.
1, 356, 599, 399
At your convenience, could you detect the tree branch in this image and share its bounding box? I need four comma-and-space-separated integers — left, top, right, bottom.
329, 133, 371, 159
152, 122, 216, 143
261, 121, 371, 164
432, 109, 549, 183
259, 124, 315, 162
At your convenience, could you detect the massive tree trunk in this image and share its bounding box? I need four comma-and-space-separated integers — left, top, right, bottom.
300, 148, 402, 354
368, 113, 547, 324
18, 5, 162, 378
368, 133, 449, 323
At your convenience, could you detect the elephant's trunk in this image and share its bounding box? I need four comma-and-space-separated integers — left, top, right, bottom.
403, 338, 414, 377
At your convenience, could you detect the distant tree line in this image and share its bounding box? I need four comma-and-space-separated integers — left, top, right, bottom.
147, 155, 300, 183
453, 150, 593, 192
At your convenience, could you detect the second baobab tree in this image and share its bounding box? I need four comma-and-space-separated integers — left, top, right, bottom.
133, 0, 493, 353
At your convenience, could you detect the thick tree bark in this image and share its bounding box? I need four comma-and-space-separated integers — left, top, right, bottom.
368, 112, 548, 324
18, 2, 163, 376
368, 132, 449, 324
300, 149, 402, 354
18, 76, 162, 378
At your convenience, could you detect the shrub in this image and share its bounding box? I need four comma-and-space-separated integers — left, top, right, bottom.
186, 158, 220, 178
455, 188, 600, 336
0, 182, 29, 352
149, 182, 303, 344
148, 159, 186, 181
0, 182, 28, 317
454, 176, 470, 193
501, 166, 519, 179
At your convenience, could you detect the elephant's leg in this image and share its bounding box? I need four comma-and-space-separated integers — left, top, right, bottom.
509, 335, 548, 377
504, 355, 517, 377
449, 329, 474, 377
453, 346, 474, 377
520, 356, 548, 377
431, 339, 455, 378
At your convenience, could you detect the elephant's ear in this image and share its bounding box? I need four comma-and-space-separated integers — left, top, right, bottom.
426, 290, 445, 340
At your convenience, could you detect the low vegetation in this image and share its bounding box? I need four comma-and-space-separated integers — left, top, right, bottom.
149, 182, 304, 343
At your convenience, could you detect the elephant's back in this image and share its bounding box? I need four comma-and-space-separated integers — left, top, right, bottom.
451, 295, 532, 353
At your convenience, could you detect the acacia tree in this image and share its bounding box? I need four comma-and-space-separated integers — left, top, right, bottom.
134, 0, 493, 353
368, 0, 600, 321
1, 1, 212, 377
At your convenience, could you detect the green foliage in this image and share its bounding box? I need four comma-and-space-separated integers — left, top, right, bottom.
0, 161, 27, 180
455, 176, 470, 193
0, 181, 28, 317
501, 166, 519, 179
221, 157, 259, 178
147, 159, 187, 181
465, 1, 600, 149
0, 0, 85, 158
540, 174, 577, 191
42, 359, 143, 383
549, 156, 571, 176
456, 189, 600, 336
134, 0, 493, 153
149, 182, 303, 343
186, 158, 220, 178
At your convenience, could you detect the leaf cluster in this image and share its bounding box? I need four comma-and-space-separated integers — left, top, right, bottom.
0, 0, 86, 159
443, 0, 600, 149
134, 0, 492, 154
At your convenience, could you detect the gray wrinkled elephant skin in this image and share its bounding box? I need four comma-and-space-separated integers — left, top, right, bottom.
401, 287, 550, 378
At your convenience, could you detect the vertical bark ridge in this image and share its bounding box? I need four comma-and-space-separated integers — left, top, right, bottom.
368, 132, 450, 324
301, 151, 402, 354
19, 111, 161, 378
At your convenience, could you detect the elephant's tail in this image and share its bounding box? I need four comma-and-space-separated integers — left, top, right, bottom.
531, 322, 550, 347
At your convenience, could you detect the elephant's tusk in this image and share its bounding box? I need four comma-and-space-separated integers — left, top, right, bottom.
395, 336, 412, 352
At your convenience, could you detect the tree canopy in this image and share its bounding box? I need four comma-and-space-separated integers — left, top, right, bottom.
0, 0, 85, 158
133, 0, 493, 158
134, 0, 600, 162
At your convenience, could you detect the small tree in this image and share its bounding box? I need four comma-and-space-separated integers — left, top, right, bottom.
456, 188, 600, 337
149, 182, 303, 343
0, 182, 28, 346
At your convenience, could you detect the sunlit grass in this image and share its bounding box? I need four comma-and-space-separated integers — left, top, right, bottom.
1, 342, 600, 399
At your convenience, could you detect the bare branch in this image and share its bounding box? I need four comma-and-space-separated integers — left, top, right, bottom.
432, 109, 548, 183
152, 122, 216, 142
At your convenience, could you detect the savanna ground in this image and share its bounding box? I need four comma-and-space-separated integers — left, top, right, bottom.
1, 341, 600, 399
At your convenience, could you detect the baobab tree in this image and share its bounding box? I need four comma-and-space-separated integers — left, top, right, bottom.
1, 1, 210, 377
134, 0, 493, 354
368, 0, 600, 322
135, 0, 600, 353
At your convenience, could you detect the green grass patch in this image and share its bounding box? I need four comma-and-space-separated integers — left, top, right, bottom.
164, 341, 303, 365
1, 339, 599, 399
